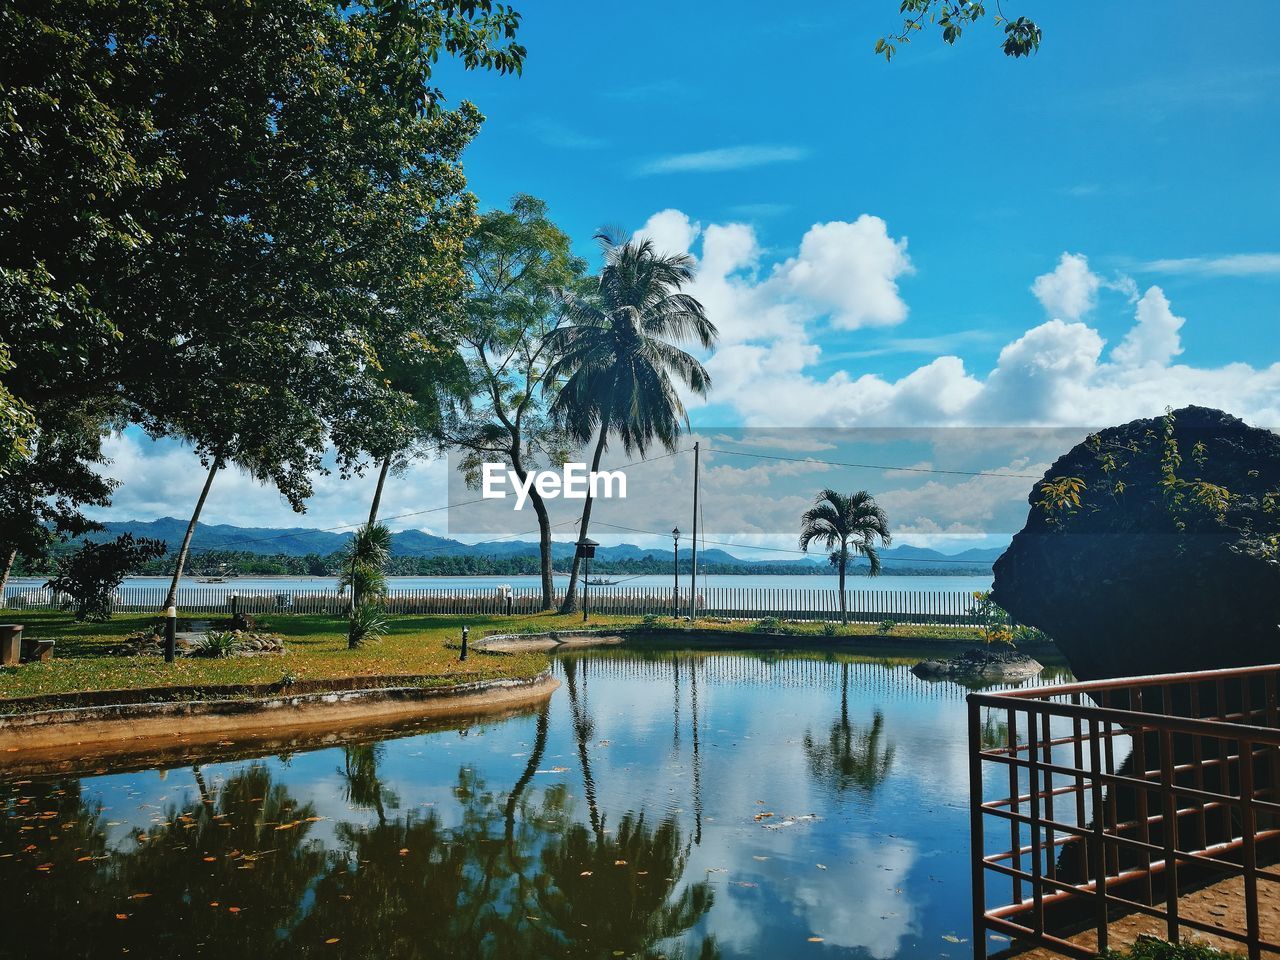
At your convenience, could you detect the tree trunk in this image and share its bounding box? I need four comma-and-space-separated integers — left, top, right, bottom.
367, 455, 392, 526
164, 458, 221, 610
508, 447, 556, 611
532, 492, 555, 611
0, 548, 16, 602
838, 542, 848, 625
559, 428, 609, 614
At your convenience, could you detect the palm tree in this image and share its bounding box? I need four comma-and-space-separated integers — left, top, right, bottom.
798, 489, 892, 624
342, 521, 392, 648
545, 230, 717, 612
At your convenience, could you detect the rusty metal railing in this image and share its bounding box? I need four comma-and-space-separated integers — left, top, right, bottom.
968, 663, 1280, 960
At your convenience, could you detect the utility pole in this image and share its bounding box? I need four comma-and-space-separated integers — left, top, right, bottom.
688, 441, 699, 621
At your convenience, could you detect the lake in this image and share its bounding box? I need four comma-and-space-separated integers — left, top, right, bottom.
10, 573, 994, 593
0, 648, 1069, 959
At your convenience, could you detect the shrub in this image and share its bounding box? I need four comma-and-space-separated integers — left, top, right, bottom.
44, 534, 167, 621
876, 618, 896, 635
190, 630, 239, 658
348, 601, 389, 648
751, 616, 794, 635
821, 622, 838, 637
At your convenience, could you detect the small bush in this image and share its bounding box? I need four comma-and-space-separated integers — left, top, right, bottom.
1102, 935, 1242, 960
751, 616, 794, 635
876, 618, 897, 635
348, 602, 389, 648
821, 622, 838, 637
190, 630, 239, 658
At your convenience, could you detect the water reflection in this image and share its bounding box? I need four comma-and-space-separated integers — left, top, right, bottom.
0, 651, 1068, 959
803, 663, 897, 796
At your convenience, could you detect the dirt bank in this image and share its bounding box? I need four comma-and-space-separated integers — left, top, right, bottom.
0, 671, 559, 767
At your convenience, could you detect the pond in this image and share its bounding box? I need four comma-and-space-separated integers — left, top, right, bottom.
0, 651, 1071, 959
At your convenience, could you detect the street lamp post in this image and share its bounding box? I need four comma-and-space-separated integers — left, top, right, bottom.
671, 527, 680, 619
575, 537, 598, 623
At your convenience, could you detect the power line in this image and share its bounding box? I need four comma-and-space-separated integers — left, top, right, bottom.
703, 445, 1044, 480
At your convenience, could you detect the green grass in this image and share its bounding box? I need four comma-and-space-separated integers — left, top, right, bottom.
0, 610, 1004, 712
0, 610, 604, 709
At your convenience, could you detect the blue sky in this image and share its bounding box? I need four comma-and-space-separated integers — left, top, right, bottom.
95, 2, 1280, 548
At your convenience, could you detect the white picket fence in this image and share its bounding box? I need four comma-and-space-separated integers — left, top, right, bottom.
2, 583, 986, 626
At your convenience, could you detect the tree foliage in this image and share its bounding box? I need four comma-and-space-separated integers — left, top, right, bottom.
45, 533, 167, 621
1, 0, 527, 571
876, 1, 1041, 61
448, 195, 587, 608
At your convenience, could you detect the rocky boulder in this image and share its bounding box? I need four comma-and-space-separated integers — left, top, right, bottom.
912, 647, 1043, 683
992, 406, 1280, 681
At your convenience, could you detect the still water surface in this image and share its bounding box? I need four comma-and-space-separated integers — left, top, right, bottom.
0, 651, 1066, 959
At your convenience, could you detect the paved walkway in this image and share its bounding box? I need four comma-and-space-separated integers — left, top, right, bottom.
1008, 874, 1279, 958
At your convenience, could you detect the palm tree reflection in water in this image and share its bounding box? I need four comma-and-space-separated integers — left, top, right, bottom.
804, 661, 897, 796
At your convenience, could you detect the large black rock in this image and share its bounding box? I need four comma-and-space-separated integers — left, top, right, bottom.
992, 406, 1280, 681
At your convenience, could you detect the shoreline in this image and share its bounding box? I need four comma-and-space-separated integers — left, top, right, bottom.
0, 671, 559, 764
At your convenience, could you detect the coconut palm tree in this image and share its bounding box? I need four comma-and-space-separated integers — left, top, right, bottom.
342, 521, 392, 648
798, 489, 892, 624
545, 230, 717, 612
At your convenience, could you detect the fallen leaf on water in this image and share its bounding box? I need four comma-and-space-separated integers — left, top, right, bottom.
753, 812, 775, 821
942, 935, 967, 943
807, 936, 824, 943
815, 864, 827, 870
613, 860, 627, 866
203, 856, 216, 862
325, 939, 340, 945
227, 906, 241, 914
579, 871, 592, 877
399, 848, 409, 856
129, 893, 152, 900
115, 914, 128, 921
752, 856, 769, 862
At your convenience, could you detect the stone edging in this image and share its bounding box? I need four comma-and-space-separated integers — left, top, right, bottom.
0, 671, 558, 756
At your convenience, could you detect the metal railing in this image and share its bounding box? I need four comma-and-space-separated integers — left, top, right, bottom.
3, 583, 990, 625
968, 663, 1280, 960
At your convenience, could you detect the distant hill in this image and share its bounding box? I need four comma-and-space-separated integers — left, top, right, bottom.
86, 518, 1003, 572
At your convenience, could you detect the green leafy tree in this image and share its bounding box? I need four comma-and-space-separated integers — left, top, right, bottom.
2, 1, 529, 617
545, 230, 716, 612
45, 533, 167, 621
798, 489, 892, 624
447, 196, 587, 609
876, 1, 1042, 61
0, 402, 117, 597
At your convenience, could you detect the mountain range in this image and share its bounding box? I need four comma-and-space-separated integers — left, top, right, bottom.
87, 517, 1005, 571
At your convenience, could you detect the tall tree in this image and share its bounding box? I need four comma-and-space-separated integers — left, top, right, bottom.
447, 196, 586, 610
544, 230, 716, 612
798, 489, 892, 624
2, 1, 527, 614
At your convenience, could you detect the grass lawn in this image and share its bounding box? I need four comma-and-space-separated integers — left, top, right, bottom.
0, 610, 999, 711
0, 610, 623, 709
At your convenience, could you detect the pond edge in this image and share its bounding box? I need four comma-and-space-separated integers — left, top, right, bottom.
0, 670, 559, 758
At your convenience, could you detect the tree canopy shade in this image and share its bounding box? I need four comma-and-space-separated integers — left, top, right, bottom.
447, 195, 587, 609
875, 1, 1041, 61
545, 231, 716, 612
0, 0, 527, 613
